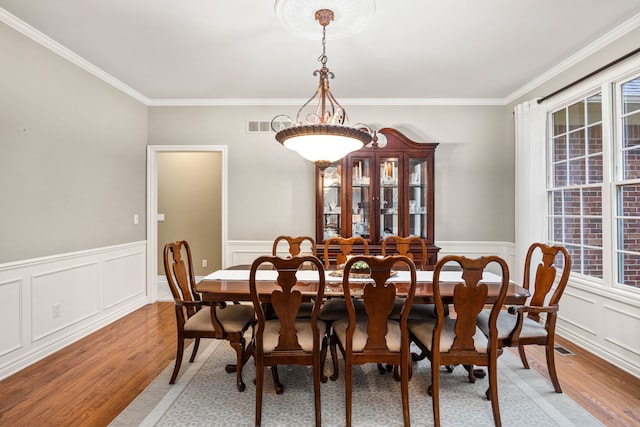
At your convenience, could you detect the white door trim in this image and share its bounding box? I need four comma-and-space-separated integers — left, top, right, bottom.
146, 145, 228, 302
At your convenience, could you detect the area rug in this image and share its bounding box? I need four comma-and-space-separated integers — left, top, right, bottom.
111, 340, 603, 427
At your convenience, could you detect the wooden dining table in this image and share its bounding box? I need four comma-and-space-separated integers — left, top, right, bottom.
195, 266, 530, 305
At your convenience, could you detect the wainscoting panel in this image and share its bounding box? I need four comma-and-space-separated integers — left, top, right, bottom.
103, 250, 146, 309
31, 262, 100, 342
0, 241, 148, 380
602, 303, 640, 358
0, 278, 22, 357
558, 290, 598, 335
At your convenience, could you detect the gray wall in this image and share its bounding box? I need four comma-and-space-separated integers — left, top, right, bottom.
148, 104, 512, 243
0, 22, 148, 263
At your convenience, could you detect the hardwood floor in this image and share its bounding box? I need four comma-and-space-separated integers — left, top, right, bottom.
1, 302, 639, 426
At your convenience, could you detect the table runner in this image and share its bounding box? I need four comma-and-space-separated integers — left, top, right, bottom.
204, 269, 502, 284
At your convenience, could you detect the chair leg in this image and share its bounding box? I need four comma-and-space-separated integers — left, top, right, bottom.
518, 344, 530, 369
329, 334, 339, 381
320, 334, 328, 383
488, 357, 502, 427
313, 355, 322, 426
431, 366, 440, 427
255, 359, 264, 427
401, 355, 411, 426
545, 344, 563, 393
229, 339, 247, 392
169, 337, 184, 385
189, 337, 201, 362
271, 366, 284, 394
345, 358, 352, 427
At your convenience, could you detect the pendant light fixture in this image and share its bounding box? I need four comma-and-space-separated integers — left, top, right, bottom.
271, 8, 372, 170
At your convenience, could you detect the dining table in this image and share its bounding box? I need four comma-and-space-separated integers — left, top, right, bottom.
195, 266, 530, 305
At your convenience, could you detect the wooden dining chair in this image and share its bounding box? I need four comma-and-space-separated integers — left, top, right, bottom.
381, 235, 428, 270
319, 236, 370, 381
477, 242, 571, 393
408, 255, 510, 427
163, 241, 255, 391
330, 255, 417, 427
249, 255, 326, 426
272, 235, 317, 259
322, 236, 369, 269
272, 235, 318, 317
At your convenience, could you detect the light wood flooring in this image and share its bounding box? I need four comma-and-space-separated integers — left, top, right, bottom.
0, 302, 638, 426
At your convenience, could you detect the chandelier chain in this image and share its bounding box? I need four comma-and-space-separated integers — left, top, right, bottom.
318, 25, 328, 68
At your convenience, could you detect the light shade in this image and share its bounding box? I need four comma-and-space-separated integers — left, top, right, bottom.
276, 125, 370, 168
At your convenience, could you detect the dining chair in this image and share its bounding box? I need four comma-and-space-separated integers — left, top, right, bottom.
381, 235, 428, 270
476, 242, 571, 393
382, 236, 436, 375
163, 241, 255, 391
272, 235, 317, 259
249, 255, 326, 426
319, 236, 370, 381
272, 235, 318, 317
408, 255, 510, 427
322, 236, 369, 269
330, 255, 417, 427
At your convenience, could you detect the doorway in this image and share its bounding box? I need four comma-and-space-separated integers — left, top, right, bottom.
146, 145, 228, 302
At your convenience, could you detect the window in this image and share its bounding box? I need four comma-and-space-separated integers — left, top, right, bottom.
548, 75, 640, 290
548, 94, 603, 278
616, 77, 640, 288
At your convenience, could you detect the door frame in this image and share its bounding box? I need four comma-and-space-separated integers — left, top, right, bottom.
146, 145, 228, 302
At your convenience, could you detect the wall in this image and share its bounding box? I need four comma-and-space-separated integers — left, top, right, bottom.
0, 22, 149, 378
147, 104, 512, 243
0, 21, 148, 263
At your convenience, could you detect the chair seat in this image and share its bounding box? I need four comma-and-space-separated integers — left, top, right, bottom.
185, 304, 255, 333
333, 318, 402, 352
408, 317, 488, 353
477, 309, 548, 340
318, 298, 366, 321
263, 319, 326, 353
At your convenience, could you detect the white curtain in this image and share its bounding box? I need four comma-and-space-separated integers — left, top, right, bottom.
514, 99, 547, 281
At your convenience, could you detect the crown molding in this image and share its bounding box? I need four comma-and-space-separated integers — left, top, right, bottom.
0, 7, 150, 105
505, 12, 640, 105
147, 97, 505, 107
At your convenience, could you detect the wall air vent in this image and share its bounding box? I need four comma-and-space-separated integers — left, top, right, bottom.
247, 120, 291, 133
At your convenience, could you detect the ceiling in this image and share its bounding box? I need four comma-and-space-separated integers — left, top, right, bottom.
2, 0, 640, 105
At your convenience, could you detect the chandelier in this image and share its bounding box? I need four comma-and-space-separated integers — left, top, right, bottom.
271, 9, 372, 170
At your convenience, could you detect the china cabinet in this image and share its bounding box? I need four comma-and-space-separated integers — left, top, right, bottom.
315, 128, 439, 268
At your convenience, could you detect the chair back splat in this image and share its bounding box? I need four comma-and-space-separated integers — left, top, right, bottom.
381, 235, 428, 270
272, 235, 317, 258
250, 255, 326, 427
323, 236, 369, 269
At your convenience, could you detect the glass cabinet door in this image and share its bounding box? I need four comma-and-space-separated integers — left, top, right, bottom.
351, 158, 371, 239
322, 165, 342, 239
351, 159, 371, 238
379, 158, 399, 238
408, 158, 428, 238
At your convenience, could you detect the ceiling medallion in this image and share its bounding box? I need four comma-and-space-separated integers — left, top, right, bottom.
274, 0, 376, 40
